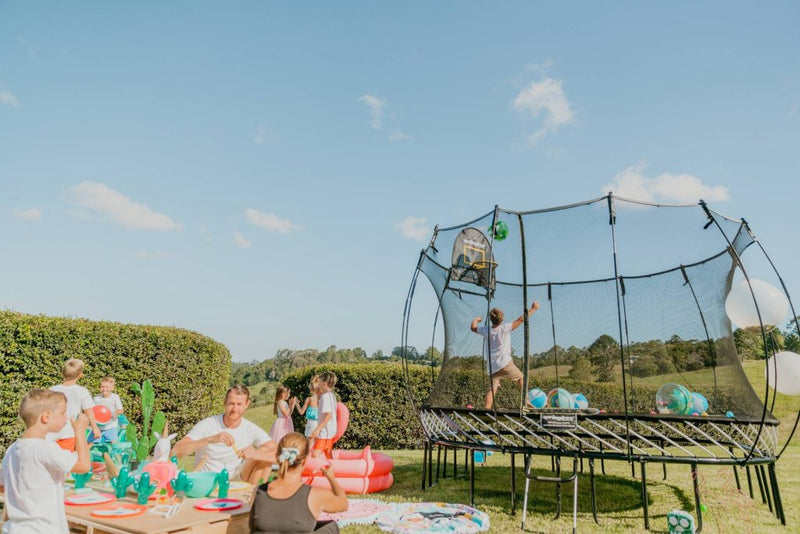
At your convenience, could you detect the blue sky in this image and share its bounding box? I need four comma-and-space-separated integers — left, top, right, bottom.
1, 2, 798, 362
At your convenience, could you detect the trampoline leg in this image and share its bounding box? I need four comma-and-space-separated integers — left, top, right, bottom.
662, 462, 667, 481
768, 463, 785, 525
521, 455, 531, 530
453, 445, 458, 478
746, 465, 754, 499
554, 456, 562, 520
589, 458, 600, 525
758, 465, 773, 513
630, 461, 636, 478
691, 464, 703, 533
421, 441, 428, 490
730, 449, 740, 492
464, 448, 469, 477
640, 461, 649, 531
469, 449, 475, 507
755, 464, 767, 504
511, 453, 517, 515
428, 442, 434, 488
572, 460, 579, 534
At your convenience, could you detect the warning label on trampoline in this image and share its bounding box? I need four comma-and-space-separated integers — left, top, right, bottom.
540, 413, 577, 431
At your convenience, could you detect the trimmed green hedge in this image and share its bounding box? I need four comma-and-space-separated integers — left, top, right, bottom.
0, 311, 231, 456
282, 363, 434, 449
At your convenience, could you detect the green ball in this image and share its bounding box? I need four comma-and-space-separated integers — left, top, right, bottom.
700, 504, 708, 513
488, 220, 509, 241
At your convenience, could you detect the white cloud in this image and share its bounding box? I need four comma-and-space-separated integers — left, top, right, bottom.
253, 125, 276, 145
512, 77, 573, 146
14, 207, 42, 221
234, 232, 252, 248
135, 250, 170, 260
388, 131, 412, 142
71, 181, 182, 230
245, 208, 301, 233
359, 94, 386, 130
602, 163, 730, 204
1, 88, 20, 107
396, 216, 430, 242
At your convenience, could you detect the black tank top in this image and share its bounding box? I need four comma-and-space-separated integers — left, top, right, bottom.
249, 482, 339, 534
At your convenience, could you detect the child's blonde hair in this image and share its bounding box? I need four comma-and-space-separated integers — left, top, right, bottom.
273, 385, 290, 415
100, 376, 115, 387
62, 358, 85, 380
318, 371, 337, 389
309, 375, 320, 390
489, 308, 504, 326
19, 389, 66, 428
276, 432, 309, 479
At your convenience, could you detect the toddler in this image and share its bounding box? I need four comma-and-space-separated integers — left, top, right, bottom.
93, 376, 125, 442
309, 372, 338, 459
269, 385, 297, 444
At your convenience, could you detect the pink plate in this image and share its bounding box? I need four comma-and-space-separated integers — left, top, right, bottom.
90, 503, 147, 518
65, 492, 116, 506
194, 498, 244, 511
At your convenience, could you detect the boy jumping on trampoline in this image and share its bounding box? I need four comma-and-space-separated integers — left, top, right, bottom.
471, 301, 540, 409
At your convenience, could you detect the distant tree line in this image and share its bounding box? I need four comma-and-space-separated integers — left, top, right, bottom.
230, 344, 442, 386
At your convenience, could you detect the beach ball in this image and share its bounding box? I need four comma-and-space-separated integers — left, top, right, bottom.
690, 392, 709, 414
92, 404, 113, 425
656, 383, 692, 415
766, 351, 800, 396
725, 279, 788, 329
546, 388, 575, 409
488, 220, 509, 241
573, 393, 589, 410
527, 388, 547, 408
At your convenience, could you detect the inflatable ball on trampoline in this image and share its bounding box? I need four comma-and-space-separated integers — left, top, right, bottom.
527, 388, 547, 408
690, 392, 709, 415
656, 383, 693, 415
573, 393, 589, 410
487, 220, 509, 241
546, 388, 574, 409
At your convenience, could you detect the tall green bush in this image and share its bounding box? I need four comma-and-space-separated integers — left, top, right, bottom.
282, 363, 434, 449
0, 311, 231, 456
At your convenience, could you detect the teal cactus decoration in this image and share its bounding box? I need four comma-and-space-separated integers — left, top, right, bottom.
135, 471, 158, 505
170, 470, 193, 495
217, 469, 230, 499
126, 379, 166, 461
72, 469, 93, 489
110, 466, 135, 498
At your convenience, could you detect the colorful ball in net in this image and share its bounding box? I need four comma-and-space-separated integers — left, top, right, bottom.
92, 404, 113, 425
546, 388, 574, 409
573, 393, 589, 409
488, 220, 509, 241
655, 383, 692, 415
690, 392, 709, 414
527, 388, 547, 408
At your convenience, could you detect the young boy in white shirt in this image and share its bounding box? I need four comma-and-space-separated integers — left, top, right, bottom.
1, 389, 91, 534
92, 376, 124, 442
50, 358, 100, 451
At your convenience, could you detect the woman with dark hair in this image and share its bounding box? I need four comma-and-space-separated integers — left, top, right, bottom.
250, 432, 348, 534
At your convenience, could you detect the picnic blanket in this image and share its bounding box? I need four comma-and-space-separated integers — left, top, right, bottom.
319, 499, 395, 527
375, 502, 490, 534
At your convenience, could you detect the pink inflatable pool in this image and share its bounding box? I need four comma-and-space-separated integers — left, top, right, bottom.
303, 446, 394, 494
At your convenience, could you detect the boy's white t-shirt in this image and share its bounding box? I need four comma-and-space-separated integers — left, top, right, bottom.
92, 393, 124, 429
1, 438, 77, 534
186, 415, 272, 474
49, 384, 94, 440
318, 392, 338, 439
476, 323, 513, 374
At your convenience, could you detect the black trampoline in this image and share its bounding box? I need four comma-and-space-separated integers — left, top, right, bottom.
400, 194, 799, 531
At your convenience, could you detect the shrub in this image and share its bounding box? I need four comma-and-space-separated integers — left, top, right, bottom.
282, 363, 434, 449
0, 311, 231, 456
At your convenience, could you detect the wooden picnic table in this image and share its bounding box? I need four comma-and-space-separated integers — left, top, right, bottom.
2, 485, 253, 534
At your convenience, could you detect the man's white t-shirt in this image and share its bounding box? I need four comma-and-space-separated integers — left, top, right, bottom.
49, 384, 94, 440
476, 323, 513, 374
1, 438, 77, 534
317, 392, 338, 440
92, 393, 124, 429
186, 415, 272, 474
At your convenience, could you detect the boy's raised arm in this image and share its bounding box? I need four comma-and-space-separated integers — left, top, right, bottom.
71, 413, 91, 473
